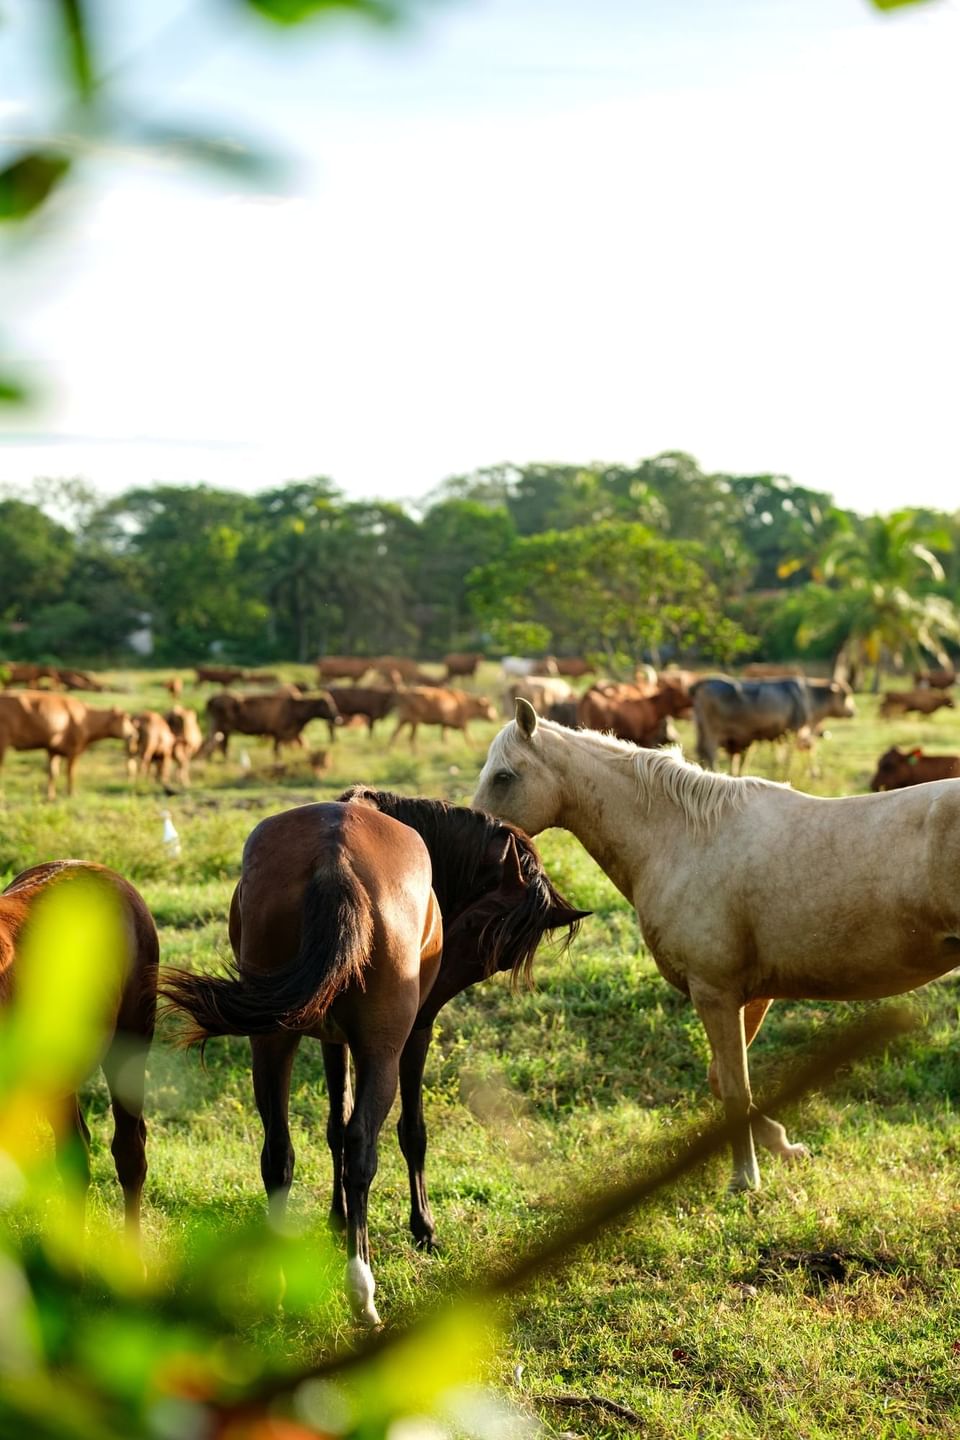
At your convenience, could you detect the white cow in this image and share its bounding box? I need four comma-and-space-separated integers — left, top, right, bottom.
501, 655, 558, 679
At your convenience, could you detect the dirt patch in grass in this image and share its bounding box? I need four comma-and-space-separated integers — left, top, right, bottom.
748, 1245, 903, 1291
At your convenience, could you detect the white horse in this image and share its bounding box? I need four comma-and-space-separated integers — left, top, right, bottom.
473, 699, 960, 1192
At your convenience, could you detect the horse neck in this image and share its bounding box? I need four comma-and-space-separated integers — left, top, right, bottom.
546, 731, 680, 903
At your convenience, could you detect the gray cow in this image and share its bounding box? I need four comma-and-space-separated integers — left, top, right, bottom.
692, 676, 855, 773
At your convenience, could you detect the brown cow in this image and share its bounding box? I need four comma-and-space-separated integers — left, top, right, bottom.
578, 682, 688, 747
316, 656, 371, 683
657, 670, 700, 710
0, 691, 134, 799
879, 688, 955, 719
166, 676, 184, 699
195, 664, 247, 686
128, 712, 178, 786
1, 661, 61, 689
388, 687, 497, 748
205, 688, 341, 757
327, 686, 397, 735
57, 668, 106, 693
166, 706, 203, 784
553, 657, 592, 678
443, 651, 483, 679
913, 666, 956, 690
870, 745, 960, 791
374, 656, 437, 686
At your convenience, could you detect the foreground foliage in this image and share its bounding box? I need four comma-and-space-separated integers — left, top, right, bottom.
0, 666, 958, 1436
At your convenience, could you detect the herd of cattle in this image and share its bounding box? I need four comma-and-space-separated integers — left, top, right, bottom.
1, 652, 959, 798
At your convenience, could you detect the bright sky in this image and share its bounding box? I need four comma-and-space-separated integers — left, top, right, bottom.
1, 0, 958, 513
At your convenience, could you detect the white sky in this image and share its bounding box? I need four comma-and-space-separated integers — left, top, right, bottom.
1, 0, 958, 513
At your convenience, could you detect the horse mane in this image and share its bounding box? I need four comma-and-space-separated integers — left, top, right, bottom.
633, 743, 776, 831
493, 718, 778, 834
338, 786, 581, 981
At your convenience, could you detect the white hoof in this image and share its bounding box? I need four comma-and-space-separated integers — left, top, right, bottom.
728, 1165, 761, 1193
777, 1142, 810, 1164
345, 1256, 381, 1329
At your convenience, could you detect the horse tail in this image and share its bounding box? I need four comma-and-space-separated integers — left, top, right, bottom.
160, 862, 372, 1047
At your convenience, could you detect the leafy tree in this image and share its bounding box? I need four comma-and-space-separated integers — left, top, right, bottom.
0, 499, 75, 618
792, 510, 959, 686
252, 479, 343, 660
416, 499, 516, 650
93, 486, 269, 660
725, 474, 847, 589
469, 522, 753, 668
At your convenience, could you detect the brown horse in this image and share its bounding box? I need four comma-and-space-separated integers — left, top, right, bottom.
0, 861, 158, 1235
161, 790, 585, 1326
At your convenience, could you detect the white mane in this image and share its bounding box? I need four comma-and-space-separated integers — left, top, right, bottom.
494, 718, 783, 833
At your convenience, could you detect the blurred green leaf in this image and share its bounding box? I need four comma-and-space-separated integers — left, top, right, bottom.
243, 0, 408, 25
0, 152, 72, 222
54, 0, 95, 102
0, 872, 126, 1113
0, 374, 30, 404
126, 123, 283, 185
870, 0, 938, 8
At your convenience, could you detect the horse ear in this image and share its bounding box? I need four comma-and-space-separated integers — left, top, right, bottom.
515, 696, 539, 738
499, 833, 526, 895
483, 832, 526, 896
546, 901, 592, 929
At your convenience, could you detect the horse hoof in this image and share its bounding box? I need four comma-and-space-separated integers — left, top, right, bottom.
779, 1142, 810, 1164
727, 1170, 761, 1194
414, 1232, 440, 1255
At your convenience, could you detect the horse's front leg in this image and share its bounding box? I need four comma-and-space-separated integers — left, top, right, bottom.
690, 982, 759, 1191
706, 998, 808, 1166
397, 1025, 436, 1251
251, 1031, 302, 1219
343, 1049, 401, 1329
321, 1040, 353, 1235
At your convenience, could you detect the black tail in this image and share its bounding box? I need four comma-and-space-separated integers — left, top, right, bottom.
160, 865, 372, 1047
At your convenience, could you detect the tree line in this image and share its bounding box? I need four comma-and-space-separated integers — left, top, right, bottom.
2, 454, 959, 677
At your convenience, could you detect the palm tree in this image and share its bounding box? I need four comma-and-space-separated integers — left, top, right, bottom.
795, 511, 959, 690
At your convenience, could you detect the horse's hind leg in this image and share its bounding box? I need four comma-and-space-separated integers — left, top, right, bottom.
322, 1040, 353, 1235
690, 982, 760, 1191
343, 1049, 401, 1328
251, 1031, 302, 1220
103, 1033, 150, 1237
397, 1025, 437, 1252
53, 1094, 92, 1219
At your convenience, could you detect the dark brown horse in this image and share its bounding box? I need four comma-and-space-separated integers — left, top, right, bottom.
161, 790, 585, 1326
0, 861, 158, 1236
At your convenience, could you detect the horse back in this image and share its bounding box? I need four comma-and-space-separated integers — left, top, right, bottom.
236, 802, 440, 996
0, 860, 158, 1037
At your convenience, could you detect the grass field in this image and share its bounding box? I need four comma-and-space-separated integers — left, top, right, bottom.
2, 665, 960, 1438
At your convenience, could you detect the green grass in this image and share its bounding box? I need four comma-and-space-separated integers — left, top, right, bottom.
2, 666, 960, 1437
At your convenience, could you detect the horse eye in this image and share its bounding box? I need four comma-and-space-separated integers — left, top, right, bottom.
495, 770, 514, 785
